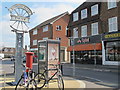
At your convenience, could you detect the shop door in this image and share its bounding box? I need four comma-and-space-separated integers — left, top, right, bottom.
60, 50, 65, 62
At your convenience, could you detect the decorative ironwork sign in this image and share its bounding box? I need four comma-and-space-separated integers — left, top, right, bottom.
8, 4, 33, 32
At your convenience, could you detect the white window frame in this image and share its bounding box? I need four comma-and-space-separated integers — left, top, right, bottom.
33, 40, 37, 45
43, 37, 48, 40
108, 0, 117, 9
56, 37, 61, 40
81, 25, 87, 37
56, 25, 62, 31
81, 9, 87, 19
33, 28, 37, 35
73, 12, 78, 22
65, 27, 68, 35
73, 27, 78, 38
108, 17, 118, 32
91, 22, 98, 35
91, 4, 98, 16
43, 25, 48, 32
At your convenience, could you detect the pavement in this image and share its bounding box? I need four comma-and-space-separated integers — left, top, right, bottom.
1, 59, 119, 90
0, 73, 86, 90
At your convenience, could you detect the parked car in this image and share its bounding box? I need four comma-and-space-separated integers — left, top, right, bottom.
22, 56, 26, 63
0, 56, 2, 60
0, 53, 4, 59
11, 56, 15, 61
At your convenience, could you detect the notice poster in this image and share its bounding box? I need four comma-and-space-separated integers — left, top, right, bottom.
48, 43, 59, 77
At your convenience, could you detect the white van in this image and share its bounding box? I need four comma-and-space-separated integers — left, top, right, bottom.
0, 53, 4, 59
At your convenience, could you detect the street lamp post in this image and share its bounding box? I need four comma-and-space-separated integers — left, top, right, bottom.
94, 43, 96, 65
69, 36, 75, 77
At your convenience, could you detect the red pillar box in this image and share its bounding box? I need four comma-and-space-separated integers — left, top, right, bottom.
25, 52, 34, 72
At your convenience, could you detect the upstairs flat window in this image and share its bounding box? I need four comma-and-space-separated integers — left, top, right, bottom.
33, 40, 37, 45
56, 26, 62, 31
43, 37, 48, 40
33, 29, 37, 35
43, 25, 48, 32
73, 12, 78, 22
81, 25, 87, 37
91, 22, 98, 35
108, 17, 118, 32
91, 4, 98, 16
81, 9, 87, 19
108, 0, 117, 9
73, 27, 78, 38
56, 37, 61, 40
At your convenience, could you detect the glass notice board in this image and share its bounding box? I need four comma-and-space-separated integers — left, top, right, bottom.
38, 40, 60, 78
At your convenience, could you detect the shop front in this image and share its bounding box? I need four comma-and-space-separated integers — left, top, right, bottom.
67, 35, 102, 65
102, 31, 120, 65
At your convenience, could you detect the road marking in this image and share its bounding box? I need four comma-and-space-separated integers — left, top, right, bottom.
80, 76, 102, 82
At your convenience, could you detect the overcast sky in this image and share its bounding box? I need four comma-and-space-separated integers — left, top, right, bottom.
0, 0, 86, 49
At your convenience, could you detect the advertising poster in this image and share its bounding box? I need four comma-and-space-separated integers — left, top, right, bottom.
48, 43, 59, 77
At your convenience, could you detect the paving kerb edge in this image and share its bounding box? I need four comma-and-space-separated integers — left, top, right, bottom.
64, 76, 86, 88
0, 76, 86, 88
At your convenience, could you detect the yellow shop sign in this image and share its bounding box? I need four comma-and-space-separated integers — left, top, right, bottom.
105, 33, 120, 39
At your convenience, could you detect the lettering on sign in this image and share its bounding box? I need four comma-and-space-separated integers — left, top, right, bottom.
10, 15, 29, 23
77, 38, 90, 43
105, 33, 120, 39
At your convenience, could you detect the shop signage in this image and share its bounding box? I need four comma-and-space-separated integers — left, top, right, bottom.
77, 38, 90, 43
9, 4, 33, 23
74, 35, 101, 45
102, 32, 120, 41
105, 33, 120, 39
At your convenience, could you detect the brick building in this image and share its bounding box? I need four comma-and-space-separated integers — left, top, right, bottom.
67, 1, 120, 65
100, 1, 120, 65
29, 12, 70, 62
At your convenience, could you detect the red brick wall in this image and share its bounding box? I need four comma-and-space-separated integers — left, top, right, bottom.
29, 29, 38, 48
37, 24, 53, 41
52, 14, 69, 47
29, 14, 70, 49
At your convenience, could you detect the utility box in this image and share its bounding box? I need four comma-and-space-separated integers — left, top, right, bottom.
38, 39, 60, 77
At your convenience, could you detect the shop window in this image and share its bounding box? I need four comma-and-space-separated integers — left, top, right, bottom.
105, 41, 120, 61
71, 50, 102, 64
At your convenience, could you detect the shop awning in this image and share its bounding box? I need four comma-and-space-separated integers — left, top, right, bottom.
67, 43, 102, 52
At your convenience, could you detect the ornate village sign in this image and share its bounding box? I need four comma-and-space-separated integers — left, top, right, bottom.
8, 4, 33, 83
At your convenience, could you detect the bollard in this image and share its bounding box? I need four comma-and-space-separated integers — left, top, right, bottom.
60, 64, 63, 75
3, 71, 6, 89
